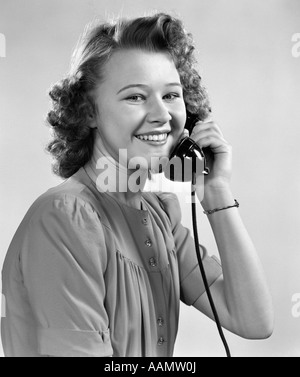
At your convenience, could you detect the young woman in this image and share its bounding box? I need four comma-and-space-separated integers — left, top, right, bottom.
1, 12, 273, 357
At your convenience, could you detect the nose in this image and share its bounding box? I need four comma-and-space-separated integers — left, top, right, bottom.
146, 98, 172, 124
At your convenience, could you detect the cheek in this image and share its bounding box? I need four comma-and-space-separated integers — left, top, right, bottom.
96, 109, 128, 140
172, 105, 187, 133
104, 103, 140, 134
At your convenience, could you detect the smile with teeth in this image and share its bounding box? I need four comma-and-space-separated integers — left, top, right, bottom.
135, 133, 168, 142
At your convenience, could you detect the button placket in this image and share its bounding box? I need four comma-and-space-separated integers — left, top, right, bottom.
140, 214, 159, 271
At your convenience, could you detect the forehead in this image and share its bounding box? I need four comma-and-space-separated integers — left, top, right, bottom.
102, 49, 180, 86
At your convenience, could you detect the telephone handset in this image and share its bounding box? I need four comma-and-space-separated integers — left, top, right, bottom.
164, 111, 210, 182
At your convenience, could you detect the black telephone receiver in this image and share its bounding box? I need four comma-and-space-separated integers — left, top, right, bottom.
164, 111, 210, 182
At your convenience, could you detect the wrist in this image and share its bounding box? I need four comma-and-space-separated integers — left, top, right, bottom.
201, 184, 234, 211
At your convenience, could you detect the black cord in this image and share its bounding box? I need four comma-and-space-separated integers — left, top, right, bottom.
191, 170, 231, 357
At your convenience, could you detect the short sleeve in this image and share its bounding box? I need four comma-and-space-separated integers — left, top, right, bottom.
157, 192, 223, 306
20, 194, 113, 357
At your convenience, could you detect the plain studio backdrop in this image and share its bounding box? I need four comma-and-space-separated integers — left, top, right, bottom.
0, 0, 299, 357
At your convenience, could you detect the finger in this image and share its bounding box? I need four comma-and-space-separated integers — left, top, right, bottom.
194, 135, 230, 152
190, 128, 224, 144
191, 120, 224, 138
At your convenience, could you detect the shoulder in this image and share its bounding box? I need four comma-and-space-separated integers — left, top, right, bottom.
20, 169, 109, 232
9, 177, 109, 263
17, 194, 105, 254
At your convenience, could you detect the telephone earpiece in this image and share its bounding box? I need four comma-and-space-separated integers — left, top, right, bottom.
164, 112, 210, 182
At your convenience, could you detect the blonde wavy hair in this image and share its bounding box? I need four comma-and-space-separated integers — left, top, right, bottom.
46, 12, 211, 178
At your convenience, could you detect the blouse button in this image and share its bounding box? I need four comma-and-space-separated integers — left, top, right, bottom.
145, 239, 152, 247
149, 257, 157, 267
157, 337, 165, 346
142, 218, 148, 225
157, 317, 164, 327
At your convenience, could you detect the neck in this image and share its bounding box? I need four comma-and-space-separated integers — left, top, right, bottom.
84, 130, 148, 210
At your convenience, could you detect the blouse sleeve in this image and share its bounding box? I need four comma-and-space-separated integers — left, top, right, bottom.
157, 192, 223, 306
20, 194, 113, 357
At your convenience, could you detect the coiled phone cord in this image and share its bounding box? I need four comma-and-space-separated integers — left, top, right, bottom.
191, 169, 231, 357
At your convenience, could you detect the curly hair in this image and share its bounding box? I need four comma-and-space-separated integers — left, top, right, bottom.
46, 12, 211, 178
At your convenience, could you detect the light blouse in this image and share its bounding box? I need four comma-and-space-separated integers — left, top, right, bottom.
1, 166, 222, 357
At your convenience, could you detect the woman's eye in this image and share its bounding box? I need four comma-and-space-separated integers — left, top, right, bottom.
163, 93, 180, 101
125, 95, 145, 102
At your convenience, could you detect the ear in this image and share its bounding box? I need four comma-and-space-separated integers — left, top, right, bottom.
87, 103, 97, 128
88, 115, 98, 129
89, 116, 97, 128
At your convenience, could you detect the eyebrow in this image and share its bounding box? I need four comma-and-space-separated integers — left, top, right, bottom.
117, 82, 182, 94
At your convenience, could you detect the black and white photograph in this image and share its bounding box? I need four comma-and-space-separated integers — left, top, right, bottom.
0, 0, 299, 358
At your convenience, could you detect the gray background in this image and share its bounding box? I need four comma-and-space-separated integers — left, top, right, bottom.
0, 0, 299, 357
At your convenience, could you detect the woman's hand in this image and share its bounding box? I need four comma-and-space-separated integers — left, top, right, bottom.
190, 118, 233, 191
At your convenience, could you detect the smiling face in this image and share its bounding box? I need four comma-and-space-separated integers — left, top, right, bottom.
91, 49, 187, 171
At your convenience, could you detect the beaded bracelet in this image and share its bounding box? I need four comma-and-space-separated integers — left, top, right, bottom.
203, 199, 239, 215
